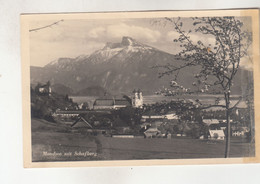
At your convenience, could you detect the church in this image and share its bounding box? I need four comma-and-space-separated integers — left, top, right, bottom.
93, 89, 143, 110
132, 89, 143, 108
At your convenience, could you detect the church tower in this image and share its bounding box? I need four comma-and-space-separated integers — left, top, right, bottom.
132, 89, 143, 108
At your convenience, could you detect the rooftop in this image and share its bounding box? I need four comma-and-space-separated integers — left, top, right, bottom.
93, 98, 131, 106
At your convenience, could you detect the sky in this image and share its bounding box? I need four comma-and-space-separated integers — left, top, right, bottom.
29, 18, 175, 66
29, 17, 252, 68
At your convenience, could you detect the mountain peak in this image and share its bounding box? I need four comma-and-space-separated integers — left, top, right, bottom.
95, 36, 157, 62
104, 37, 138, 49
121, 36, 136, 46
104, 42, 121, 49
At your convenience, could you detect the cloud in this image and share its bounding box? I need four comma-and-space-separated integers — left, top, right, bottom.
30, 20, 163, 66
30, 39, 104, 66
166, 31, 180, 42
88, 27, 106, 38
88, 23, 161, 43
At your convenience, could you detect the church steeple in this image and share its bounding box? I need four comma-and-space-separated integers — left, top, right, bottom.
132, 89, 143, 108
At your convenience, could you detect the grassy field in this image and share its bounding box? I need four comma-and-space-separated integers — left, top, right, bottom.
31, 118, 255, 162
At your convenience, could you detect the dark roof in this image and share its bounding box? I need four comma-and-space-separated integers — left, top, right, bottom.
56, 110, 80, 114
94, 99, 114, 106
94, 98, 130, 106
219, 123, 227, 127
209, 124, 220, 130
114, 99, 131, 106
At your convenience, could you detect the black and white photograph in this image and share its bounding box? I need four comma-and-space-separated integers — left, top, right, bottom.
21, 10, 259, 166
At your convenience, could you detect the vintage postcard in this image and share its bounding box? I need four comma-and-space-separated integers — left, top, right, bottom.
21, 9, 260, 168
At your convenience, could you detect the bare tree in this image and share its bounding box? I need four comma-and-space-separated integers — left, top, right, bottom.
158, 17, 252, 158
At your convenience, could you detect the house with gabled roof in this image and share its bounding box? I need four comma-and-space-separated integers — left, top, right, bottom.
93, 98, 131, 110
114, 99, 131, 109
209, 130, 225, 140
203, 119, 219, 125
93, 99, 114, 110
144, 127, 161, 138
71, 116, 93, 128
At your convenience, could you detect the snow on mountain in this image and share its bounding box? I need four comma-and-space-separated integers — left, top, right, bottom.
44, 37, 158, 67
31, 36, 186, 94
120, 36, 155, 53
75, 54, 89, 61
90, 47, 124, 62
31, 36, 250, 96
45, 57, 74, 69
87, 36, 155, 63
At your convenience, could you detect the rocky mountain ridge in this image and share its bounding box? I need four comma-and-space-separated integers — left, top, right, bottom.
31, 36, 251, 96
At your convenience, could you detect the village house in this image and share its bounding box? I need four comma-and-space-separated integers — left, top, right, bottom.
93, 98, 131, 110
141, 114, 179, 121
53, 110, 79, 118
202, 119, 220, 125
231, 127, 249, 137
140, 122, 152, 130
207, 121, 250, 138
92, 89, 143, 110
35, 81, 51, 96
141, 111, 179, 122
114, 99, 132, 109
208, 130, 225, 140
144, 127, 162, 138
112, 135, 135, 138
93, 99, 114, 110
232, 130, 245, 136
71, 116, 93, 128
78, 102, 89, 110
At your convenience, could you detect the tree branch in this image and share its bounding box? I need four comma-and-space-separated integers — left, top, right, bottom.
29, 19, 64, 32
